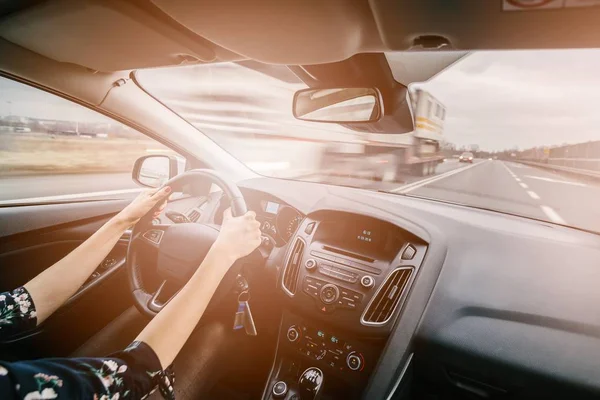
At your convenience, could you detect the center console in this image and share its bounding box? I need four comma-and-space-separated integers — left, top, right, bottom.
262, 211, 427, 399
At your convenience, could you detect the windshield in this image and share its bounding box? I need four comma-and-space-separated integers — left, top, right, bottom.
138, 50, 600, 233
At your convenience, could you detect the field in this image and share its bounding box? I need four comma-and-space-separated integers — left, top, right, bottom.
0, 133, 170, 175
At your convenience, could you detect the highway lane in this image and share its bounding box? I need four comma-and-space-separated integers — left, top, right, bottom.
2, 160, 598, 234
308, 158, 470, 191
397, 160, 600, 232
0, 172, 137, 201
0, 159, 468, 202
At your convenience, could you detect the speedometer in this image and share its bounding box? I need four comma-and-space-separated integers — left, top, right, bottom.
276, 206, 303, 242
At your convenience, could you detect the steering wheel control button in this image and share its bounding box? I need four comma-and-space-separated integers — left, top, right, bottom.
360, 275, 375, 289
401, 244, 416, 260
304, 222, 316, 235
319, 284, 340, 304
347, 352, 363, 371
287, 326, 301, 342
272, 381, 288, 398
143, 230, 163, 245
305, 259, 317, 270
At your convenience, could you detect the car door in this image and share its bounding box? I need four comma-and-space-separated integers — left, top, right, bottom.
0, 76, 180, 360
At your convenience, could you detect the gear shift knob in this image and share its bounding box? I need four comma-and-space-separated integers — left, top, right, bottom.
298, 367, 324, 400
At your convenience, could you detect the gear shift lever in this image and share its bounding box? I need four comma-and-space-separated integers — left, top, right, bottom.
298, 367, 324, 400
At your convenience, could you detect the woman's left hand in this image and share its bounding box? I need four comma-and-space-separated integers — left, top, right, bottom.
117, 186, 172, 226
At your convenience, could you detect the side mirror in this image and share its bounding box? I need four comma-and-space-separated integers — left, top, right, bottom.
132, 155, 178, 188
292, 87, 383, 123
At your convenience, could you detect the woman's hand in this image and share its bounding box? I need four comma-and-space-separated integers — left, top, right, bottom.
212, 208, 262, 262
116, 186, 172, 226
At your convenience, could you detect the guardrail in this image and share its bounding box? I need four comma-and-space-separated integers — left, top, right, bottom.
517, 160, 600, 180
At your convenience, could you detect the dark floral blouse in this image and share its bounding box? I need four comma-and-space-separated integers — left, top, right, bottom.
0, 287, 175, 399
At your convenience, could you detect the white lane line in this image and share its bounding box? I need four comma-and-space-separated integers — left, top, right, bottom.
540, 205, 566, 224
524, 175, 588, 187
527, 190, 540, 200
519, 182, 529, 189
391, 161, 487, 193
501, 162, 516, 176
0, 188, 143, 205
515, 178, 521, 182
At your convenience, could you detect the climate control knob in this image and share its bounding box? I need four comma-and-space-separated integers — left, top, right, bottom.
360, 275, 374, 289
287, 326, 300, 342
319, 284, 340, 304
305, 258, 317, 270
347, 352, 363, 371
272, 381, 288, 398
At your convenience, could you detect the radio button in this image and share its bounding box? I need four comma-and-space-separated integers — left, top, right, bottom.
360, 275, 375, 289
305, 259, 317, 270
320, 284, 339, 304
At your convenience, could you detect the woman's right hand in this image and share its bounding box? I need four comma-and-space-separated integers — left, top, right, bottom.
212, 208, 262, 262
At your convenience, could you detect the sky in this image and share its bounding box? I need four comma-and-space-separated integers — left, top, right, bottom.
3, 49, 600, 152
415, 49, 600, 151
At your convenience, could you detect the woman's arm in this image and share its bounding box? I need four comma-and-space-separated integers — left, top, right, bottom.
24, 186, 171, 325
135, 208, 262, 369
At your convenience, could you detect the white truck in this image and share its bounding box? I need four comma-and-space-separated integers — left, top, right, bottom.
319, 88, 446, 181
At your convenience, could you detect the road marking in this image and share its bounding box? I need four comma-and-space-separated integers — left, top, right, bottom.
524, 175, 588, 187
0, 188, 143, 205
501, 162, 516, 177
391, 161, 487, 193
515, 178, 521, 182
519, 182, 528, 189
527, 190, 540, 200
540, 205, 566, 224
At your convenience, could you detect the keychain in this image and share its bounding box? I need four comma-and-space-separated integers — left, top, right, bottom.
233, 290, 257, 336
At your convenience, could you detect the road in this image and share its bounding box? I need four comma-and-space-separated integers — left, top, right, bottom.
311, 158, 600, 232
395, 159, 600, 232
1, 160, 599, 233
0, 172, 137, 201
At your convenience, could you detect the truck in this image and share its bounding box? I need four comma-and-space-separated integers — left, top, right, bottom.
319, 88, 446, 182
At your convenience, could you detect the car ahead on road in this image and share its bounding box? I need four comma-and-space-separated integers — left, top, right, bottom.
2, 2, 600, 400
459, 151, 474, 163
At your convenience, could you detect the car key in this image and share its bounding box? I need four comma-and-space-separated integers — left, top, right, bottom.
233, 290, 257, 336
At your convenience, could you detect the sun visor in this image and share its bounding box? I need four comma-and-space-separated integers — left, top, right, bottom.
0, 0, 217, 72
150, 0, 380, 65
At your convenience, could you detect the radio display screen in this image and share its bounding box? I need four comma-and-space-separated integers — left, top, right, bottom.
314, 215, 405, 260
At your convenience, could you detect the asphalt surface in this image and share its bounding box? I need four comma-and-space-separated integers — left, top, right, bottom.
1, 160, 598, 233
311, 158, 600, 232
396, 159, 600, 232
0, 172, 136, 201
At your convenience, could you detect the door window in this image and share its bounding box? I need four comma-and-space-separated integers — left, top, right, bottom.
0, 77, 180, 203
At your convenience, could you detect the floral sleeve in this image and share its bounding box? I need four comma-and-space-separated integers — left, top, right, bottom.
0, 341, 175, 399
0, 287, 37, 339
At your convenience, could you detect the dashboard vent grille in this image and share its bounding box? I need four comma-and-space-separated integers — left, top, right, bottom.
283, 238, 305, 294
363, 267, 413, 325
188, 209, 201, 223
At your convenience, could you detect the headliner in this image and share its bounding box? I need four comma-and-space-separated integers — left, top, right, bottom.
1, 0, 599, 76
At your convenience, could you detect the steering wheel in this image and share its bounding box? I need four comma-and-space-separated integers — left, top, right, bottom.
126, 169, 248, 318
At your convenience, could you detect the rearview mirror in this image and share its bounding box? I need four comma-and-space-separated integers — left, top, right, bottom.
132, 155, 178, 188
293, 87, 383, 123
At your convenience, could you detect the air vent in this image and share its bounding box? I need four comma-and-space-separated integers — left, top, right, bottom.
282, 238, 305, 295
362, 267, 413, 325
188, 209, 201, 222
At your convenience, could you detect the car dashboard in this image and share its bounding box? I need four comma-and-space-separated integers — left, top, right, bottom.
160, 177, 600, 399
